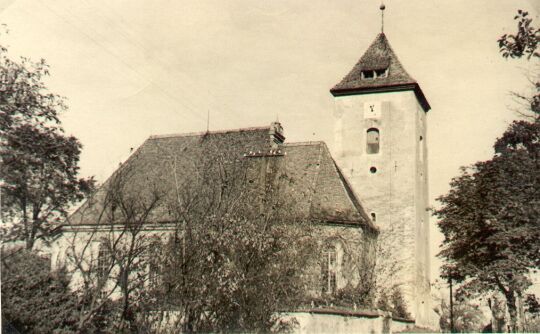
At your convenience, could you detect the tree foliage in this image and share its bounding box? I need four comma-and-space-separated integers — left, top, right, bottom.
0, 34, 94, 249
435, 121, 540, 331
1, 248, 111, 333
144, 140, 317, 332
376, 286, 411, 320
498, 10, 540, 121
62, 161, 167, 333
436, 10, 540, 332
522, 294, 540, 332
433, 297, 486, 333
62, 138, 320, 333
498, 10, 539, 60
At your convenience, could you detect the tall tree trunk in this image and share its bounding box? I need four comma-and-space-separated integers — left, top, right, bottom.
25, 238, 32, 250
121, 268, 131, 323
21, 198, 33, 250
505, 290, 519, 332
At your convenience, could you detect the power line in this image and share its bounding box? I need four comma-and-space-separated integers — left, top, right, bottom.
37, 0, 207, 123
78, 0, 203, 113
78, 0, 243, 121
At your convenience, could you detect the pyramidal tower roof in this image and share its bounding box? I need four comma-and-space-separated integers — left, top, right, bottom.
330, 33, 431, 112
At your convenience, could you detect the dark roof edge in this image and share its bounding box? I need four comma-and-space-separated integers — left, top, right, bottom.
320, 144, 379, 233
330, 83, 431, 112
63, 220, 368, 231
68, 138, 151, 222
149, 126, 271, 140
284, 141, 324, 147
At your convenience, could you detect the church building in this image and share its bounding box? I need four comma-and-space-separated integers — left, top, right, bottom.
52, 11, 433, 331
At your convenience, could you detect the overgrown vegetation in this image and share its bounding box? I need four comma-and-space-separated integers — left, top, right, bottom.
433, 297, 485, 333
1, 248, 111, 333
57, 135, 322, 333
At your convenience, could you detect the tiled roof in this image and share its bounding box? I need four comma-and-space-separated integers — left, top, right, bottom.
330, 33, 431, 112
69, 125, 376, 232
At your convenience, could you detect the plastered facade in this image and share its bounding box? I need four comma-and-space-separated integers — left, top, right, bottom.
332, 90, 431, 325
52, 222, 377, 305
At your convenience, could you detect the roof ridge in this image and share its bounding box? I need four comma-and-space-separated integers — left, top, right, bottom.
149, 126, 271, 140
284, 141, 324, 147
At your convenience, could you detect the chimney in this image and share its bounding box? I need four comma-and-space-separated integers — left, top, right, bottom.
269, 122, 285, 149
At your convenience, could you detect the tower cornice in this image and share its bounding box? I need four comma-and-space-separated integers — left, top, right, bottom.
330, 82, 431, 112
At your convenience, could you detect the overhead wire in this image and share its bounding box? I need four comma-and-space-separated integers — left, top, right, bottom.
37, 0, 207, 123
87, 0, 252, 123
78, 0, 205, 113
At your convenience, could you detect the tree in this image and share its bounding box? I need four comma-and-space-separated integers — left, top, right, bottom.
436, 10, 540, 332
498, 10, 539, 60
0, 32, 94, 250
523, 294, 540, 332
376, 286, 411, 320
63, 159, 166, 333
1, 247, 111, 333
433, 297, 486, 333
146, 138, 317, 332
435, 141, 539, 331
499, 10, 539, 121
60, 133, 321, 333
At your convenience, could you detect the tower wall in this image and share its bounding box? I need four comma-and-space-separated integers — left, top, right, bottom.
332, 90, 431, 326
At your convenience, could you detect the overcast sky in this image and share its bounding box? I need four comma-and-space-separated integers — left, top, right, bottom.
1, 0, 538, 282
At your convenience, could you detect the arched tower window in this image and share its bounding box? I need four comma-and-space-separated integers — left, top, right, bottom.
321, 244, 338, 295
366, 128, 380, 154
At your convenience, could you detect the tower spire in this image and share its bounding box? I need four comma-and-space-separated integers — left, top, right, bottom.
380, 1, 385, 33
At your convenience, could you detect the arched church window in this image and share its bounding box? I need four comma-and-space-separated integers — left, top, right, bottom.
97, 243, 112, 279
321, 244, 338, 295
146, 239, 163, 289
366, 128, 380, 154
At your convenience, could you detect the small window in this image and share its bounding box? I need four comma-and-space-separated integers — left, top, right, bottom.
366, 128, 380, 154
420, 135, 423, 141
375, 69, 387, 78
370, 166, 377, 174
370, 212, 376, 222
361, 70, 374, 79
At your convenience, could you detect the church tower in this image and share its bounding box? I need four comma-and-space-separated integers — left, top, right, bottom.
330, 25, 432, 326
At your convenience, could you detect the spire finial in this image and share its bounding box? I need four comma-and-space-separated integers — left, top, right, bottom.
206, 109, 210, 132
380, 1, 385, 33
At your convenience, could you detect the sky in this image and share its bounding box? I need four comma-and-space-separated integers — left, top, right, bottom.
0, 0, 538, 282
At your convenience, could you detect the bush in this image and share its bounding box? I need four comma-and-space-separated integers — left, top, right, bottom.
1, 248, 110, 333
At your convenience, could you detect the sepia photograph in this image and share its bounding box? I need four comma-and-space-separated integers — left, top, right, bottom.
0, 0, 538, 332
